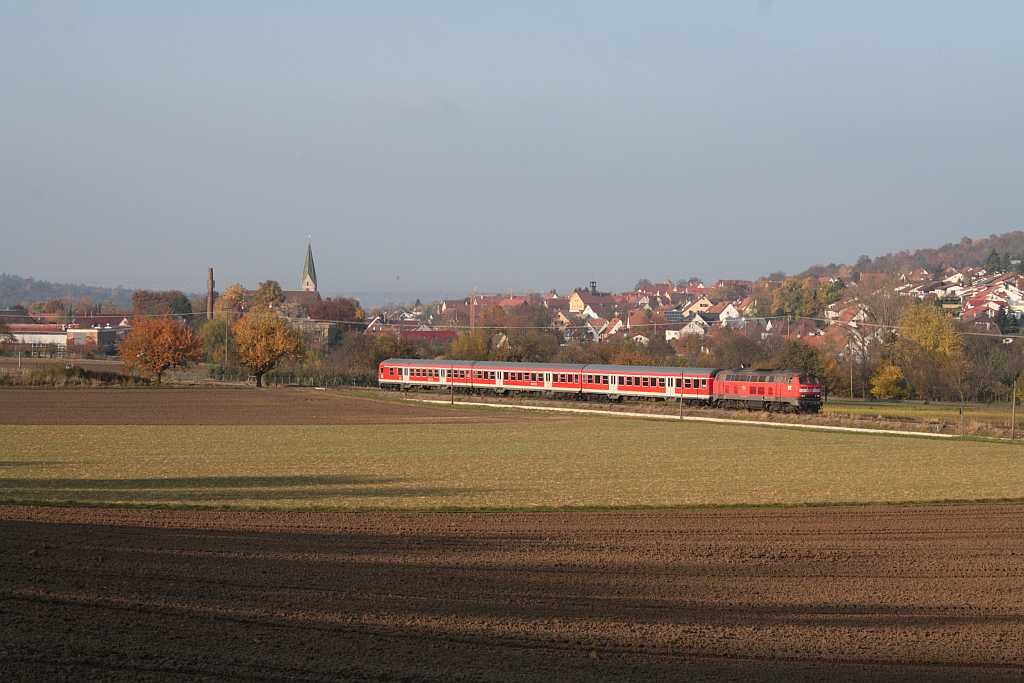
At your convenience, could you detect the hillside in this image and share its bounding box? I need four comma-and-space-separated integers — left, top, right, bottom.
0, 274, 134, 310
802, 231, 1024, 278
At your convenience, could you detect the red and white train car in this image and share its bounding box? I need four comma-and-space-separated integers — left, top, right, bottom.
578, 364, 715, 401
380, 359, 716, 401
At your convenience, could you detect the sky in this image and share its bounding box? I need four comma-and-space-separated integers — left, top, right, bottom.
2, 2, 1022, 305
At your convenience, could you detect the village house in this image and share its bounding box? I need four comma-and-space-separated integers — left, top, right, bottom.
568, 284, 617, 314
682, 296, 715, 316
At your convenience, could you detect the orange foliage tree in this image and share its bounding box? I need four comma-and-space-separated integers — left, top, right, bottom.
120, 318, 202, 383
232, 312, 304, 387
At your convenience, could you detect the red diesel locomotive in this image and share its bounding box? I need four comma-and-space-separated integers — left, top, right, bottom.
379, 359, 823, 413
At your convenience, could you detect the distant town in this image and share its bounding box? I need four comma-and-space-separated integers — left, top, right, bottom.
3, 232, 1024, 402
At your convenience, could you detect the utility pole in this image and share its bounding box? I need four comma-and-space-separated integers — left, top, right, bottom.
849, 353, 854, 399
1012, 377, 1017, 441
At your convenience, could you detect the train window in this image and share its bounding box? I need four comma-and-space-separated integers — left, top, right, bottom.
642, 377, 649, 387
684, 378, 691, 388
701, 379, 708, 387
658, 378, 665, 387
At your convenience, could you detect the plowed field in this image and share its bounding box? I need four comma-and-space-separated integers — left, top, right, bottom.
1, 504, 1022, 681
0, 388, 539, 425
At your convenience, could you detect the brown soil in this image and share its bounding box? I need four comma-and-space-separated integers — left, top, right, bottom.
1, 505, 1021, 681
0, 388, 539, 425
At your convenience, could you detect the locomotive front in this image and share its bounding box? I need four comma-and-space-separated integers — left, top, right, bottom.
796, 373, 823, 412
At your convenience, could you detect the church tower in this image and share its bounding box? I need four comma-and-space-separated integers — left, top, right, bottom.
301, 241, 318, 292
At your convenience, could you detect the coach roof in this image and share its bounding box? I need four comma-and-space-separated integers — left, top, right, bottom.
582, 364, 717, 375
471, 361, 587, 371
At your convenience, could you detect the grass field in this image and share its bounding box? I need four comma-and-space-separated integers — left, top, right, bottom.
824, 397, 1017, 425
4, 412, 1024, 509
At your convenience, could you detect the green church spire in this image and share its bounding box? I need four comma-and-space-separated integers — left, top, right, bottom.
302, 240, 317, 292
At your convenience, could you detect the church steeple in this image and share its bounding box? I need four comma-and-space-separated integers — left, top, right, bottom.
301, 240, 317, 292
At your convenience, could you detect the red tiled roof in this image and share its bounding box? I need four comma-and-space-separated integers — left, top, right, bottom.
8, 324, 64, 333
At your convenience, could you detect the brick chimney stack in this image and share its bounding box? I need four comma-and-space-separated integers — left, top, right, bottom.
206, 267, 215, 320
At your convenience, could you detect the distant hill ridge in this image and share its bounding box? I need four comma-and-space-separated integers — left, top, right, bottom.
0, 273, 135, 310
801, 231, 1024, 278
4, 231, 1023, 308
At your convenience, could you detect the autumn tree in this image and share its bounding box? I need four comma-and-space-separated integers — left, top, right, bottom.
708, 327, 764, 369
199, 317, 235, 365
892, 302, 963, 400
120, 318, 202, 384
214, 283, 247, 317
634, 279, 654, 292
251, 280, 285, 309
42, 299, 68, 314
773, 340, 826, 378
308, 297, 363, 322
448, 331, 491, 360
715, 281, 751, 302
871, 365, 908, 400
233, 312, 304, 387
132, 290, 192, 316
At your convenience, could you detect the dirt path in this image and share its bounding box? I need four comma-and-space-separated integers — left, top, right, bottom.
408, 396, 957, 438
1, 505, 1021, 681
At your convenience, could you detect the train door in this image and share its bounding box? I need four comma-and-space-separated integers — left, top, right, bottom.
544, 372, 552, 390
609, 374, 617, 396
496, 370, 504, 388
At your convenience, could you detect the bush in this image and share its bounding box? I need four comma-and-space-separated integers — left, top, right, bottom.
16, 365, 149, 387
871, 365, 908, 400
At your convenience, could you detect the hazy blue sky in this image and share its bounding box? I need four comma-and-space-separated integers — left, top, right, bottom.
2, 2, 1022, 303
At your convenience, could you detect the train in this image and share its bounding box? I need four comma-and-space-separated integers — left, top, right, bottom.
379, 358, 824, 413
